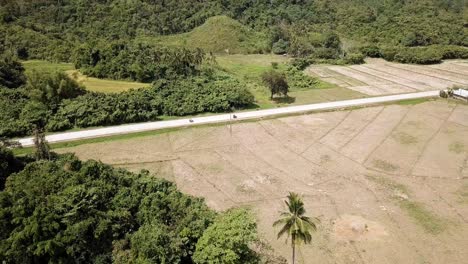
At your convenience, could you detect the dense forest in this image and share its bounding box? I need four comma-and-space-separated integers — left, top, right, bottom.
0, 0, 466, 63
0, 146, 286, 263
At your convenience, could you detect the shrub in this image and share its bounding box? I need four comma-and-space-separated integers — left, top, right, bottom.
440, 45, 468, 60
393, 47, 443, 64
193, 208, 259, 264
272, 39, 289, 54
345, 53, 365, 64
285, 66, 318, 90
380, 46, 400, 61
360, 45, 381, 58
439, 90, 448, 98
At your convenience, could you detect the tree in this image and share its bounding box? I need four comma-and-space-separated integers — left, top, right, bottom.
26, 71, 86, 110
193, 208, 259, 264
32, 127, 51, 160
273, 192, 318, 264
0, 142, 22, 190
0, 155, 216, 263
261, 70, 289, 99
0, 53, 26, 88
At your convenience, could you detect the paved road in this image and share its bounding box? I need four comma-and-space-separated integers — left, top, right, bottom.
18, 90, 439, 147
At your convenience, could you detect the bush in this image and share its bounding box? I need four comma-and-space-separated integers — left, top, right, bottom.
345, 53, 365, 64
359, 45, 381, 58
193, 208, 259, 264
439, 90, 448, 98
440, 45, 468, 60
380, 46, 400, 61
285, 66, 318, 90
393, 47, 443, 64
154, 73, 254, 115
272, 39, 289, 54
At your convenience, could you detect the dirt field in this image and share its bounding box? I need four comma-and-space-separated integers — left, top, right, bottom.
307, 59, 468, 96
57, 100, 468, 264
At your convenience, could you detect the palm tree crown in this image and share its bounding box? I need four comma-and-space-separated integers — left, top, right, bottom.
273, 192, 318, 264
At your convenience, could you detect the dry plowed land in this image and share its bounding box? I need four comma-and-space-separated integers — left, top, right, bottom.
307, 59, 468, 96
57, 99, 468, 264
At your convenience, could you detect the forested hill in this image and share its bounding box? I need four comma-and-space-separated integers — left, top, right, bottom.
0, 0, 466, 61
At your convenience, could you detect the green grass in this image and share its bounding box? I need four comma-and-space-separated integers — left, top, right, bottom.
67, 70, 149, 93
448, 141, 464, 154
23, 60, 74, 73
215, 54, 350, 109
396, 98, 432, 105
138, 16, 269, 54
366, 174, 448, 235
366, 175, 409, 194
372, 159, 400, 172
400, 201, 448, 235
392, 131, 418, 145
22, 60, 149, 93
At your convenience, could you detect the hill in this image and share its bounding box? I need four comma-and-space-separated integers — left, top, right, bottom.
142, 16, 269, 54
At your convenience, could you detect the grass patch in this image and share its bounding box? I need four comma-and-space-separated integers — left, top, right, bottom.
455, 184, 468, 204
138, 16, 269, 54
67, 70, 150, 93
396, 98, 431, 105
367, 174, 448, 234
372, 159, 400, 172
365, 175, 409, 195
22, 60, 149, 93
23, 60, 74, 73
448, 141, 464, 154
392, 131, 418, 145
216, 54, 346, 108
400, 201, 447, 234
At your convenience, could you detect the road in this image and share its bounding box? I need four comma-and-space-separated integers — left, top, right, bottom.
18, 90, 440, 147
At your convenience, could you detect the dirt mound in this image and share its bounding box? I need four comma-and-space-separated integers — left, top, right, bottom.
332, 214, 388, 242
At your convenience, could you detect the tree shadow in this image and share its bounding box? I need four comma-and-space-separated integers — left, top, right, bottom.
272, 96, 296, 104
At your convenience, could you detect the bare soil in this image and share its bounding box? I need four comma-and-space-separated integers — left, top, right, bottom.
306, 59, 468, 96
58, 100, 468, 264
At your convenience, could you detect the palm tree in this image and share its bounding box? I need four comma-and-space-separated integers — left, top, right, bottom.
273, 192, 318, 264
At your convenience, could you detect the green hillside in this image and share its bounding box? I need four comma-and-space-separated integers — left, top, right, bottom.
142, 16, 269, 54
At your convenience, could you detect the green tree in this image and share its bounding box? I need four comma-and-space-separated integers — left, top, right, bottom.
273, 192, 318, 264
0, 53, 26, 88
0, 155, 215, 263
26, 70, 86, 110
0, 142, 22, 190
262, 70, 289, 99
193, 208, 259, 264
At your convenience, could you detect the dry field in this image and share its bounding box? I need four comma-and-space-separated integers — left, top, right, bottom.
307, 59, 468, 96
57, 100, 468, 264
